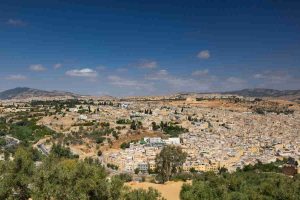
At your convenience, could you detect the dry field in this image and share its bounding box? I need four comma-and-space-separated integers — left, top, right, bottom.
126, 181, 190, 200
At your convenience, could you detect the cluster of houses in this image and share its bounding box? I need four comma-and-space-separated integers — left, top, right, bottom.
103, 137, 180, 173
1, 96, 299, 175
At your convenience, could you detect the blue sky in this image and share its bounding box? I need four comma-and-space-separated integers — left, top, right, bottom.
0, 0, 300, 96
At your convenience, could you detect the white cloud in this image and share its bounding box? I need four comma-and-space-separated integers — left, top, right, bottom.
226, 77, 245, 84
6, 74, 27, 81
146, 69, 168, 80
216, 76, 248, 91
53, 63, 62, 69
192, 69, 209, 76
252, 70, 300, 90
108, 75, 148, 89
253, 71, 290, 82
197, 50, 210, 59
253, 74, 264, 79
146, 69, 211, 91
136, 60, 158, 69
29, 64, 46, 72
7, 19, 27, 26
157, 69, 168, 76
66, 68, 98, 78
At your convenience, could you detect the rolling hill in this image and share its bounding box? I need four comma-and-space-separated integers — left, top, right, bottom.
222, 88, 300, 98
0, 87, 79, 100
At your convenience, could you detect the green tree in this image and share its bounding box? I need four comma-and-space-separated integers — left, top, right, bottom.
0, 147, 34, 200
155, 145, 187, 183
180, 181, 218, 200
130, 121, 137, 130
50, 143, 78, 159
180, 171, 300, 200
32, 158, 110, 200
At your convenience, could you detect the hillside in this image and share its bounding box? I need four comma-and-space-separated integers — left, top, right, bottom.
222, 88, 300, 97
0, 87, 79, 100
221, 88, 300, 102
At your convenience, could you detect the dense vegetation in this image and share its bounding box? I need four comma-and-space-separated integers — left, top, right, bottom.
178, 158, 299, 199
1, 144, 299, 200
9, 119, 55, 143
0, 117, 56, 144
50, 143, 79, 159
160, 122, 188, 137
180, 171, 300, 200
0, 146, 164, 200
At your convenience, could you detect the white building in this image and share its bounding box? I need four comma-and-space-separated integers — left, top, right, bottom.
165, 137, 181, 145
79, 114, 88, 120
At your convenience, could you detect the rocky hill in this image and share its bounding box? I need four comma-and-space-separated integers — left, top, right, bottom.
0, 87, 79, 100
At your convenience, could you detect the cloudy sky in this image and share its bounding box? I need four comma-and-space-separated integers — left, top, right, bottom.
0, 0, 300, 96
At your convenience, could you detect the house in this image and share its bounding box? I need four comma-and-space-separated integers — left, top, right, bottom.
138, 163, 148, 172
79, 114, 88, 120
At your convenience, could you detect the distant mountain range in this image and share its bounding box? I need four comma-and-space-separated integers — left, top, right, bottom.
1, 87, 300, 101
222, 88, 300, 98
0, 87, 79, 100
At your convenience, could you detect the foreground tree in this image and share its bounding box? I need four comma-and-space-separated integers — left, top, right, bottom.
32, 157, 112, 200
0, 146, 166, 200
180, 171, 300, 200
0, 147, 34, 200
155, 145, 187, 183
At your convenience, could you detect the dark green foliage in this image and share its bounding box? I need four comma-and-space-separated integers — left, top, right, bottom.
160, 122, 187, 137
31, 99, 83, 108
6, 119, 56, 143
124, 187, 166, 200
0, 146, 163, 200
0, 147, 34, 200
130, 120, 142, 130
112, 131, 119, 139
50, 143, 79, 159
32, 158, 112, 200
144, 109, 153, 115
120, 141, 131, 149
171, 172, 195, 182
107, 163, 119, 170
116, 119, 132, 124
155, 145, 187, 183
117, 173, 133, 182
88, 128, 115, 144
0, 137, 6, 146
180, 171, 300, 200
134, 168, 140, 174
241, 160, 282, 173
151, 122, 160, 131
96, 136, 106, 144
0, 117, 8, 136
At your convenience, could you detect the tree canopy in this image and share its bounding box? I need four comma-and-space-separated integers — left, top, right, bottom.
180, 171, 300, 200
0, 146, 164, 200
155, 145, 187, 183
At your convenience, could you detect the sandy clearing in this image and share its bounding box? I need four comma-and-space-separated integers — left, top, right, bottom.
126, 181, 190, 200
